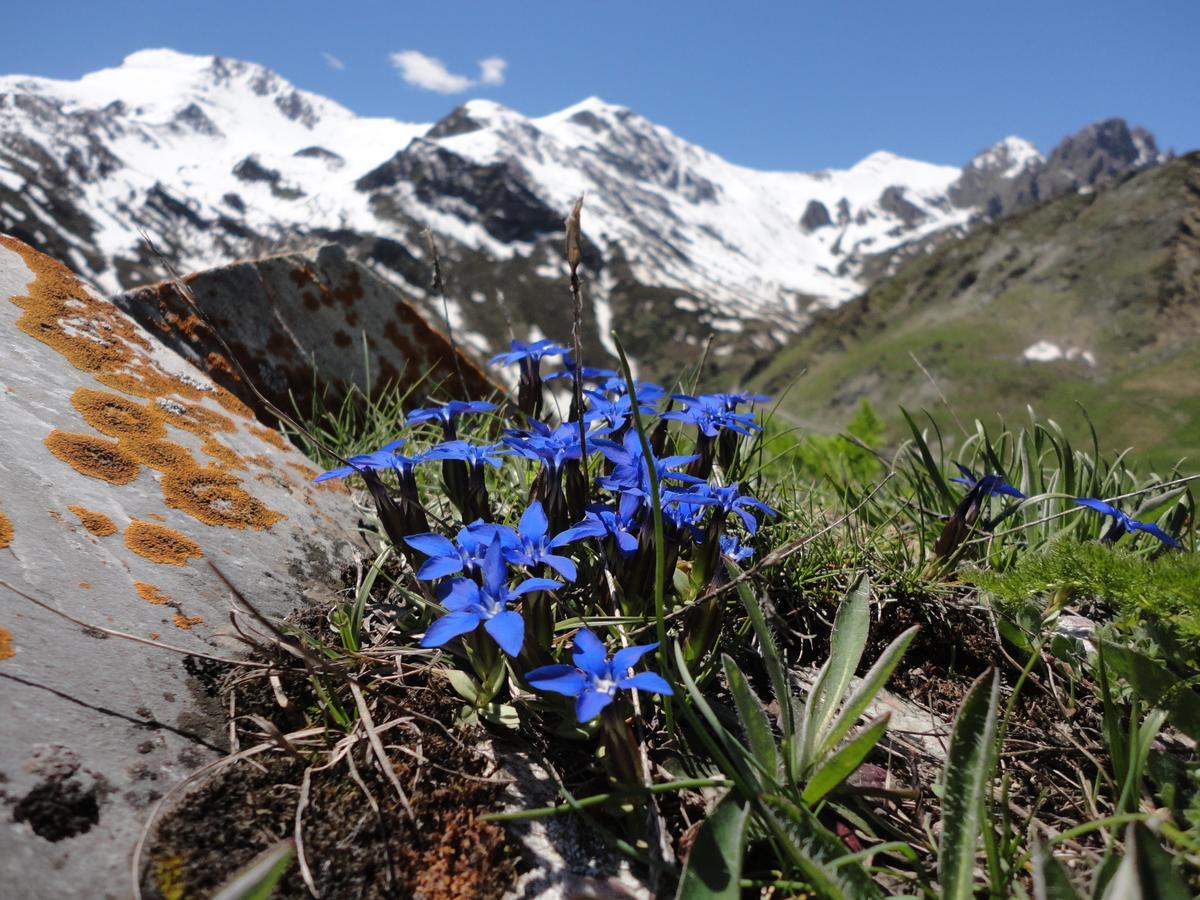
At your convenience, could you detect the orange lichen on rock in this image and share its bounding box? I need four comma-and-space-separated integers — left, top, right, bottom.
287, 461, 346, 493
124, 520, 203, 566
200, 437, 246, 470
152, 398, 236, 436
172, 614, 203, 630
67, 505, 118, 537
119, 435, 198, 472
249, 424, 291, 452
134, 581, 171, 606
71, 387, 166, 439
161, 468, 284, 530
45, 430, 141, 485
0, 510, 12, 549
0, 625, 13, 660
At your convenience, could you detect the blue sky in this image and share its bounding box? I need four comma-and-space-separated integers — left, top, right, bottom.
6, 0, 1197, 171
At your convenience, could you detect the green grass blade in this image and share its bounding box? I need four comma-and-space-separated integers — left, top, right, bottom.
1031, 844, 1082, 900
212, 840, 295, 900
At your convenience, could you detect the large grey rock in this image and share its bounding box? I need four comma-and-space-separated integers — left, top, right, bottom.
112, 243, 499, 425
0, 235, 361, 898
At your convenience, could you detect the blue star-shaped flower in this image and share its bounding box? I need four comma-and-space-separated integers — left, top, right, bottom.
489, 339, 571, 368
1072, 497, 1183, 549
525, 628, 673, 723
668, 483, 776, 534
950, 464, 1025, 499
313, 440, 426, 483
662, 394, 760, 438
719, 533, 754, 563
504, 501, 605, 581
502, 421, 584, 476
594, 430, 702, 498
419, 537, 561, 656
405, 520, 519, 580
579, 493, 644, 557
406, 400, 496, 437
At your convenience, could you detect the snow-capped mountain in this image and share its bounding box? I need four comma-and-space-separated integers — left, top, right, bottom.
0, 49, 1164, 377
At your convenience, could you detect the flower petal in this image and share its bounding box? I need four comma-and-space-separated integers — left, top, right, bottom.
540, 554, 578, 582
571, 628, 608, 676
518, 501, 549, 542
484, 610, 525, 657
438, 578, 481, 612
617, 671, 674, 695
419, 610, 481, 648
575, 688, 614, 724
510, 577, 564, 596
405, 532, 458, 558
610, 643, 659, 674
525, 665, 587, 697
415, 555, 465, 580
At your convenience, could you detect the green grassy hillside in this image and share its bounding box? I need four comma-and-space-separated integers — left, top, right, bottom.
755, 153, 1200, 470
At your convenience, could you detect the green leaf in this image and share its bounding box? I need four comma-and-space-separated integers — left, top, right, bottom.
675, 792, 751, 900
722, 654, 780, 779
938, 669, 1001, 900
1100, 823, 1191, 900
802, 714, 890, 807
443, 668, 479, 704
1032, 844, 1082, 900
762, 794, 883, 899
1100, 641, 1200, 740
820, 624, 918, 758
731, 566, 792, 740
212, 840, 294, 900
806, 574, 871, 763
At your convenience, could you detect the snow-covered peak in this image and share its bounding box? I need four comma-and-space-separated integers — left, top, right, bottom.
966, 136, 1044, 178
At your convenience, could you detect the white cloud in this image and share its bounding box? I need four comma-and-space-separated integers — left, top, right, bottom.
322, 51, 345, 71
478, 56, 507, 86
388, 50, 507, 94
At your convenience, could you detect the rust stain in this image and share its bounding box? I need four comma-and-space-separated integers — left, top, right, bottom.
134, 581, 171, 606
125, 520, 203, 566
45, 430, 141, 485
0, 625, 13, 660
71, 387, 166, 439
172, 614, 203, 630
161, 468, 285, 530
0, 510, 12, 548
67, 505, 118, 537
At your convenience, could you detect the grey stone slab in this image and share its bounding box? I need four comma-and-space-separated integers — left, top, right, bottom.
0, 235, 362, 897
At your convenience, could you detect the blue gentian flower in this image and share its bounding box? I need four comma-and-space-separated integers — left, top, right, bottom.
406, 520, 519, 580
420, 537, 561, 656
580, 493, 644, 557
720, 533, 754, 563
423, 440, 508, 469
313, 440, 424, 482
599, 376, 666, 404
544, 363, 617, 384
950, 464, 1025, 499
490, 339, 570, 368
672, 483, 776, 534
1072, 497, 1183, 549
406, 401, 496, 438
503, 421, 584, 476
662, 394, 760, 438
595, 431, 702, 498
525, 628, 673, 723
505, 501, 605, 581
710, 391, 770, 412
582, 390, 655, 435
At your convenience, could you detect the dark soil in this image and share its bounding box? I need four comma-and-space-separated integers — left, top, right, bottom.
143, 607, 517, 899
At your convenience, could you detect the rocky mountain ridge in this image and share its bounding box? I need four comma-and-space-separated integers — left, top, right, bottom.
0, 48, 1166, 377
